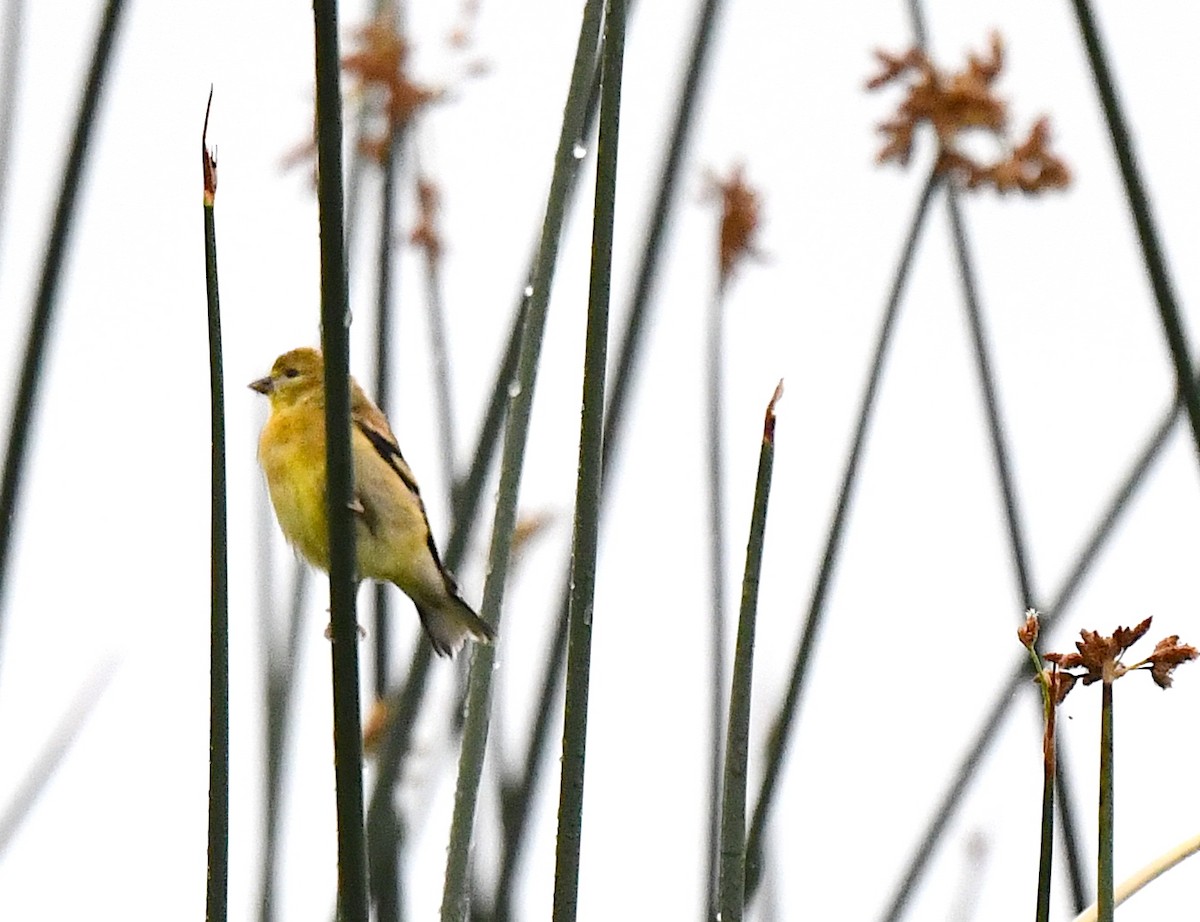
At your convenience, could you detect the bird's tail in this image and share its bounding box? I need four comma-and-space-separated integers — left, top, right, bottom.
416, 594, 496, 657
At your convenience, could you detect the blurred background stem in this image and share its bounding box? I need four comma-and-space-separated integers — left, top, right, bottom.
703, 273, 729, 922
0, 0, 25, 273
369, 122, 405, 922
0, 660, 117, 855
1067, 0, 1200, 465
0, 0, 127, 678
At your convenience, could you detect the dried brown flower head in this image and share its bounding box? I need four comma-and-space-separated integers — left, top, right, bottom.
409, 176, 443, 263
1144, 635, 1199, 689
284, 14, 443, 178
705, 164, 763, 282
202, 88, 217, 206
867, 31, 1070, 195
344, 14, 442, 162
1017, 608, 1040, 648
1041, 617, 1196, 697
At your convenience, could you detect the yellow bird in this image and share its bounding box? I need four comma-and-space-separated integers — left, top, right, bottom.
251, 347, 494, 656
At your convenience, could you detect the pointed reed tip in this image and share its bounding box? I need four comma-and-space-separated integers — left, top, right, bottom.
763, 379, 783, 443
202, 86, 217, 205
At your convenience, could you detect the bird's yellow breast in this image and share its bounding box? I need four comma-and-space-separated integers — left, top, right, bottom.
258, 405, 331, 569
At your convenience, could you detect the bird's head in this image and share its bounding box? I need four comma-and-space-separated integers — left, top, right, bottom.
249, 347, 325, 407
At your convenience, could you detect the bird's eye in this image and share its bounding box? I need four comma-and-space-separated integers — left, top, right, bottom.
283, 368, 300, 379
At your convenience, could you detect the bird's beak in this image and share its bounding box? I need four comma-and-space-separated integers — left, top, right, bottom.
249, 375, 274, 395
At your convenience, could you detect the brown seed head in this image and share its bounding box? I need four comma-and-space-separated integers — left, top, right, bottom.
410, 177, 444, 263
867, 31, 1069, 195
705, 164, 763, 282
1017, 609, 1039, 648
1043, 617, 1195, 691
1140, 635, 1199, 689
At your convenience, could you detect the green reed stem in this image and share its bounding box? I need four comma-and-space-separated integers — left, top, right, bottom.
1022, 636, 1054, 922
492, 0, 731, 908
1067, 0, 1200, 467
312, 0, 368, 918
550, 0, 625, 915
202, 91, 229, 922
718, 384, 780, 922
440, 4, 604, 919
1097, 681, 1114, 922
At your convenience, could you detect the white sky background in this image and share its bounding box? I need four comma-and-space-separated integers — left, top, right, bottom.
0, 0, 1198, 919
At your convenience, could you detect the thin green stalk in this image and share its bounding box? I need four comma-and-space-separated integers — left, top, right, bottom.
0, 0, 127, 673
882, 5, 1093, 913
363, 299, 536, 900
365, 21, 605, 913
372, 125, 404, 704
945, 192, 1035, 606
1097, 681, 1114, 922
0, 659, 117, 854
313, 1, 368, 919
718, 383, 781, 922
492, 592, 569, 922
1022, 634, 1055, 922
446, 46, 605, 559
551, 0, 625, 915
1036, 738, 1055, 922
447, 295, 526, 562
259, 563, 309, 922
440, 4, 605, 918
704, 274, 729, 922
202, 91, 229, 922
744, 170, 941, 902
467, 71, 612, 922
946, 188, 1088, 905
363, 294, 528, 912
877, 372, 1187, 921
372, 806, 403, 922
1067, 0, 1200, 466
1056, 745, 1089, 912
370, 123, 405, 922
423, 245, 458, 501
343, 0, 404, 261
493, 0, 731, 905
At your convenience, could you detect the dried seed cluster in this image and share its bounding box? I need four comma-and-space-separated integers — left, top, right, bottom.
705, 165, 763, 283
342, 14, 443, 163
1021, 610, 1196, 703
868, 32, 1070, 194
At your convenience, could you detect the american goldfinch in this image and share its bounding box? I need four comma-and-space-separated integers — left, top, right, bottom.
251, 347, 494, 656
